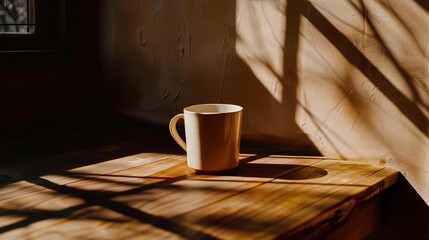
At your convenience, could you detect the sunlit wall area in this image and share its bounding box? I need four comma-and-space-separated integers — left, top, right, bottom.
98, 0, 429, 203
241, 0, 429, 202
291, 0, 428, 201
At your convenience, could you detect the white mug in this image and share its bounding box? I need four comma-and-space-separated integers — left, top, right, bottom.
169, 104, 243, 172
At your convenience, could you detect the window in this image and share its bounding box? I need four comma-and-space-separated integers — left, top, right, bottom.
0, 0, 74, 67
0, 0, 35, 34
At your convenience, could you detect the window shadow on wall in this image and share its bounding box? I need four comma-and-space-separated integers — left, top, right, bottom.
226, 0, 428, 155
219, 0, 320, 155
228, 0, 428, 236
279, 0, 429, 237
295, 0, 428, 137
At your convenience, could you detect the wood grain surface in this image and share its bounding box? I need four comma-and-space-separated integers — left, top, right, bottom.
0, 152, 399, 240
0, 122, 400, 239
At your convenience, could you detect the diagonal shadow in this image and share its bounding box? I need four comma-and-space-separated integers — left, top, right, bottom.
415, 0, 429, 12
0, 204, 90, 234
222, 0, 321, 154
294, 0, 428, 136
0, 152, 289, 237
0, 121, 184, 187
8, 177, 218, 239
353, 0, 427, 109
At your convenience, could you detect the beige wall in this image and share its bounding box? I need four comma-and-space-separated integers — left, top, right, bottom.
98, 0, 429, 203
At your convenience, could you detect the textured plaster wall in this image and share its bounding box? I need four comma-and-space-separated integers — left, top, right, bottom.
98, 0, 429, 203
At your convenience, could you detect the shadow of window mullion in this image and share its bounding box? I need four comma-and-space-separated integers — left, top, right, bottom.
302, 1, 429, 137
24, 177, 217, 239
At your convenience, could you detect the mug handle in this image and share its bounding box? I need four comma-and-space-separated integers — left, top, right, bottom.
169, 113, 187, 151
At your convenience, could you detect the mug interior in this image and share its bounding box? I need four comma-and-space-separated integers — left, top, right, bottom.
185, 104, 242, 114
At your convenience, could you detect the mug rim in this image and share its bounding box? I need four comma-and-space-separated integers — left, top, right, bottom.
184, 103, 243, 114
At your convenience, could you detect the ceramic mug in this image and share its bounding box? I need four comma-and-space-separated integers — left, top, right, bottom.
169, 104, 243, 172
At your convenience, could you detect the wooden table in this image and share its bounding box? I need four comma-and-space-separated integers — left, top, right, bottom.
0, 150, 399, 239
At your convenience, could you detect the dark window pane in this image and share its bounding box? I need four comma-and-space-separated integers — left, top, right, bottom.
0, 0, 35, 34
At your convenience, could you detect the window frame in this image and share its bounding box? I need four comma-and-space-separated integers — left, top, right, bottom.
0, 0, 37, 36
0, 0, 75, 67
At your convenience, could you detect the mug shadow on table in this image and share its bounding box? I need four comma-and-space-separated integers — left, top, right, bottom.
207, 154, 328, 180
230, 162, 328, 180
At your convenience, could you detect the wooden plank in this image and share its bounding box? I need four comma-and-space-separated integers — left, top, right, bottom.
0, 153, 183, 204
325, 195, 382, 240
44, 153, 184, 184
0, 155, 398, 240
0, 154, 187, 213
0, 155, 188, 240
0, 155, 320, 239
275, 166, 400, 239
169, 160, 398, 239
